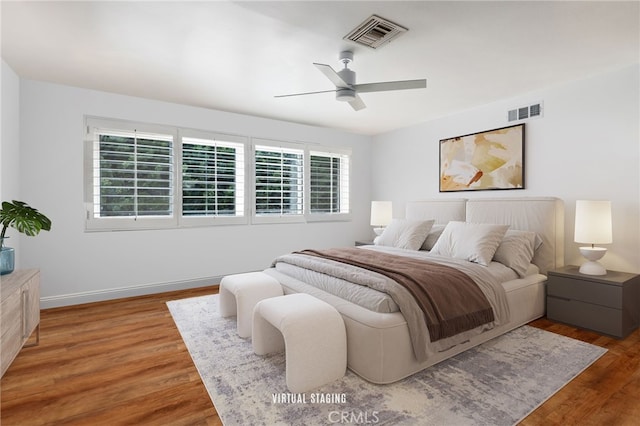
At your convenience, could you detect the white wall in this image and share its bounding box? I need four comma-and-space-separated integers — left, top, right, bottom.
1, 60, 22, 267
372, 64, 640, 274
10, 63, 640, 307
17, 80, 372, 307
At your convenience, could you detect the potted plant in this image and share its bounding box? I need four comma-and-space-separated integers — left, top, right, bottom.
0, 200, 52, 275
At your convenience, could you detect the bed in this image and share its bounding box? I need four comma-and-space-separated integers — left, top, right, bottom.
263, 197, 564, 384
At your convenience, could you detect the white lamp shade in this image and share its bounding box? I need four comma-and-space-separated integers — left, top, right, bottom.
370, 201, 392, 227
574, 200, 612, 244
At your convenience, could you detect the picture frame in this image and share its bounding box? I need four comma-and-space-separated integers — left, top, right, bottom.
439, 123, 525, 192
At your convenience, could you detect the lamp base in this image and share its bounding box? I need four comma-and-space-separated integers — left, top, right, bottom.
373, 227, 385, 236
578, 246, 607, 276
579, 260, 607, 275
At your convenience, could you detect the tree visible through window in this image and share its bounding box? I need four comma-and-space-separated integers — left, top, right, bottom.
97, 131, 173, 217
182, 137, 244, 217
310, 151, 349, 214
254, 145, 304, 216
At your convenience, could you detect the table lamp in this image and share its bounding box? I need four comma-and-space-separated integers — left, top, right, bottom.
574, 200, 612, 275
370, 201, 392, 236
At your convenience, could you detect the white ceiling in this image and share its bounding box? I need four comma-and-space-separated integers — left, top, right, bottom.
2, 1, 638, 135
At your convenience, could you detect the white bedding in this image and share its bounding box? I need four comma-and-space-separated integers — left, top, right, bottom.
274, 261, 400, 313
361, 244, 528, 282
273, 245, 536, 315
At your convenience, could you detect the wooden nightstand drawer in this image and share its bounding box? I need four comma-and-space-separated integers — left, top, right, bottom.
547, 296, 625, 337
547, 276, 622, 309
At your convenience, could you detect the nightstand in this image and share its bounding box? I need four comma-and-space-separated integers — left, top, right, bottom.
546, 265, 640, 338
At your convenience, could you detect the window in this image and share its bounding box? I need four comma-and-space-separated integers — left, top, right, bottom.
96, 130, 173, 217
85, 118, 247, 230
252, 142, 351, 223
181, 133, 245, 222
309, 151, 350, 215
254, 142, 304, 221
85, 117, 177, 230
85, 117, 351, 230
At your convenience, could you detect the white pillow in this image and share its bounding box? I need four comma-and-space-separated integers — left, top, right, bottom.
493, 230, 538, 278
420, 224, 446, 251
430, 221, 509, 266
375, 219, 435, 251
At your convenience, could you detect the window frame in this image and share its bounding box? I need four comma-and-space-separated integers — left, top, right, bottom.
252, 139, 306, 225
84, 117, 179, 231
178, 128, 248, 227
306, 146, 352, 222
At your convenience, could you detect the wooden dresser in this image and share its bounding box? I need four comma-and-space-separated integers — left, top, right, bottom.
1, 269, 40, 377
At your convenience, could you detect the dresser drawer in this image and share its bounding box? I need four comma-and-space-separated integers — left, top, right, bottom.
1, 290, 22, 375
547, 276, 622, 309
547, 296, 625, 337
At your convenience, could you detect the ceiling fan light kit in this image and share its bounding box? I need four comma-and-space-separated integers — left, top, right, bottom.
336, 89, 356, 103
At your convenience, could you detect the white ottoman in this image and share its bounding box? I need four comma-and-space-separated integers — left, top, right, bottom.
219, 272, 283, 338
252, 293, 347, 393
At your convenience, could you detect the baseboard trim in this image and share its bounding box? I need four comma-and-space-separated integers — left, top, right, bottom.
40, 275, 226, 309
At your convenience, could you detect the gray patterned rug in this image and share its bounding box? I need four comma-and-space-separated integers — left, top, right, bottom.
167, 294, 606, 426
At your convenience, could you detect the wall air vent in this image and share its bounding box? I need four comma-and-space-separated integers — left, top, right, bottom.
344, 15, 408, 49
508, 102, 544, 122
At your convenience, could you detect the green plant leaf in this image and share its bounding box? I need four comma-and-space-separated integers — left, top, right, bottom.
0, 200, 52, 238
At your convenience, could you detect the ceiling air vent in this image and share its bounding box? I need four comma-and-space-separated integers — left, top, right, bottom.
344, 15, 408, 49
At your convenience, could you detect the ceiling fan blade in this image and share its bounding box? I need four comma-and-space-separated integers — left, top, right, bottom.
354, 79, 427, 93
274, 89, 337, 98
349, 95, 366, 111
314, 63, 350, 89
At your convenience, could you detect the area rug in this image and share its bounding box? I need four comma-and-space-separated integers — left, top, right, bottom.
167, 294, 606, 426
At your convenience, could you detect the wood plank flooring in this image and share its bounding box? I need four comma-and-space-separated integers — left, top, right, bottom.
1, 286, 220, 426
520, 319, 640, 426
2, 286, 639, 425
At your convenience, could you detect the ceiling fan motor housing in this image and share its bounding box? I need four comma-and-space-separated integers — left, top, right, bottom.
336, 68, 356, 102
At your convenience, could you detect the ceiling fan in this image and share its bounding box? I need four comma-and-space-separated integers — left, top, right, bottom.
275, 51, 427, 111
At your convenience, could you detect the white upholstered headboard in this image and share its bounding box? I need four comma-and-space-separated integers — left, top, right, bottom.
405, 199, 466, 224
405, 197, 564, 274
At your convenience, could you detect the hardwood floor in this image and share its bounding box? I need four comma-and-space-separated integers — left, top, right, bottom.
1, 286, 221, 426
521, 319, 640, 426
2, 287, 639, 425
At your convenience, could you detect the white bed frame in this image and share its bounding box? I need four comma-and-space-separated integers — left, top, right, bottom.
265, 197, 564, 384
